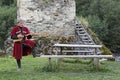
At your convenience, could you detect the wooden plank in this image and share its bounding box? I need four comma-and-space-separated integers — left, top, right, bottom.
60, 50, 93, 53
53, 44, 102, 48
37, 55, 113, 58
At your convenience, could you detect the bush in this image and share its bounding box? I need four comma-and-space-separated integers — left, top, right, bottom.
0, 2, 16, 49
0, 0, 16, 57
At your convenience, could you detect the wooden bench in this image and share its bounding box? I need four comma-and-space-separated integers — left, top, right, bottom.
37, 43, 113, 69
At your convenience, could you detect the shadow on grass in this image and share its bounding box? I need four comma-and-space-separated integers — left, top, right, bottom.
33, 58, 112, 73
42, 63, 59, 72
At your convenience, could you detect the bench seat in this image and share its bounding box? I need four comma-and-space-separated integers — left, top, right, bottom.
58, 50, 94, 53
37, 55, 113, 58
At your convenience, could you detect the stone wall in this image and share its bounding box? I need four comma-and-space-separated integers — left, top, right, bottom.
17, 0, 76, 37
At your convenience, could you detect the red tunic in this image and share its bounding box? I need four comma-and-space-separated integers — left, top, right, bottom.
11, 26, 36, 59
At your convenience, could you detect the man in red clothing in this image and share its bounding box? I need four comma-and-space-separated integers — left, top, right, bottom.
11, 19, 37, 71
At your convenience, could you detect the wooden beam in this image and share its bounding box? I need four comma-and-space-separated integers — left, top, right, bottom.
53, 44, 102, 48
59, 50, 94, 53
37, 55, 113, 58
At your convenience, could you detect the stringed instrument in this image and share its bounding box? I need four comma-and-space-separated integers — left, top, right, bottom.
13, 38, 23, 42
13, 34, 32, 42
13, 32, 39, 42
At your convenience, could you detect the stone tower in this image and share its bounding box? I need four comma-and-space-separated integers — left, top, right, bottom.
17, 0, 76, 37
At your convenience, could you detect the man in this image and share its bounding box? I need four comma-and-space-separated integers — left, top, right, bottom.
11, 19, 37, 71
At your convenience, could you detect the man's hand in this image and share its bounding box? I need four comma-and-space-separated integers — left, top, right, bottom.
17, 34, 24, 39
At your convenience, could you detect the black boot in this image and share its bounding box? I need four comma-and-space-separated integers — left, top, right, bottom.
32, 47, 37, 58
16, 59, 21, 71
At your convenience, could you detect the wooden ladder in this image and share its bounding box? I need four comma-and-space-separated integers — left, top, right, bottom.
74, 17, 101, 55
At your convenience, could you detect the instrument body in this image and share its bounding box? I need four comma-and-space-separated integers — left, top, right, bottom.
13, 34, 32, 42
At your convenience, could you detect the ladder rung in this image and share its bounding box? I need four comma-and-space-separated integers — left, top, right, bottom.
78, 34, 87, 36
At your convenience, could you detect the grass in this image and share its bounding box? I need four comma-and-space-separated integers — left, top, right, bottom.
0, 55, 120, 80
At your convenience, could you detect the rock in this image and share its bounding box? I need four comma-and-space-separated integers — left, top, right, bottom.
17, 0, 76, 37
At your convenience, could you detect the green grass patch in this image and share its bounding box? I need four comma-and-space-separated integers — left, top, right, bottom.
0, 55, 120, 80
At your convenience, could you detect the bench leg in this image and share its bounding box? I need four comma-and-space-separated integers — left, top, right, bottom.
93, 48, 100, 69
94, 58, 99, 69
48, 58, 51, 65
56, 58, 59, 65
